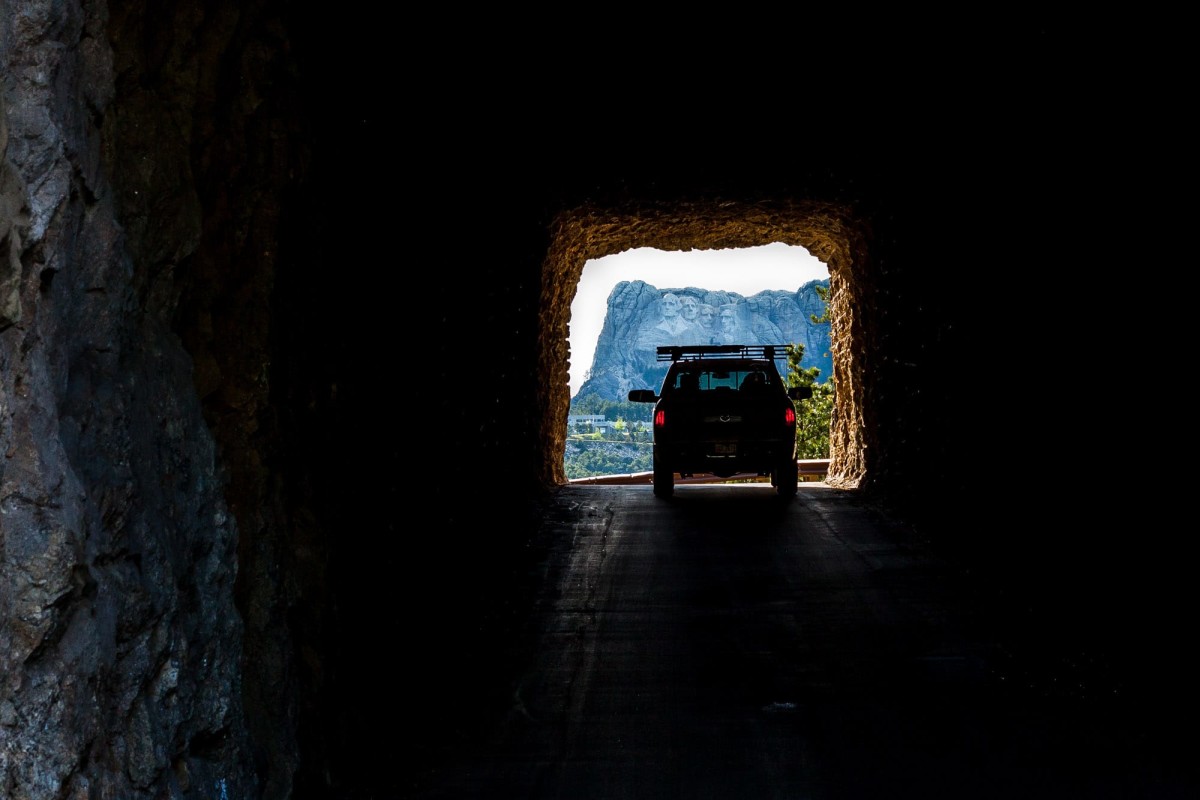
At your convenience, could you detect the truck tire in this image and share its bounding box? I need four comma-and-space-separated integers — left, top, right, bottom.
653, 452, 674, 498
775, 458, 798, 498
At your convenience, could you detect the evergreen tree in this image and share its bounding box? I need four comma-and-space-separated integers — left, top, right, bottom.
786, 282, 834, 459
785, 343, 834, 460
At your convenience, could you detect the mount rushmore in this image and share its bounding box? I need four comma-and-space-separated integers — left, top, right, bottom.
573, 279, 832, 402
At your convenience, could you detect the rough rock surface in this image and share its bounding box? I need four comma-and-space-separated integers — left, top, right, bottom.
575, 278, 832, 402
1, 10, 252, 800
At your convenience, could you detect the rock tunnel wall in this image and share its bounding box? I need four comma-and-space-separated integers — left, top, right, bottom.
1, 3, 256, 798
2, 1, 311, 796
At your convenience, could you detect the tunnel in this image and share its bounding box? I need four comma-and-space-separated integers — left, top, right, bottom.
0, 6, 1188, 799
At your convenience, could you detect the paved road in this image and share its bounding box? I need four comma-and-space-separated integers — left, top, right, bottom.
404, 483, 1191, 799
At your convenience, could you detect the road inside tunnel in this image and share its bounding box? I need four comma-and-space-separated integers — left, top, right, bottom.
333, 483, 1195, 799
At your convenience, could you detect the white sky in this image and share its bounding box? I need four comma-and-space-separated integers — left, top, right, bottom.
568, 244, 829, 396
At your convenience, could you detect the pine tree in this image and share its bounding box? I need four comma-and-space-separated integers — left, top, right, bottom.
786, 282, 834, 459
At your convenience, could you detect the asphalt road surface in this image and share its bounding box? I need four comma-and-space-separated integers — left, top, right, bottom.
402, 483, 1192, 799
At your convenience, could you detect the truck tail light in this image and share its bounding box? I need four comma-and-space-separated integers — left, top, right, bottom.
655, 409, 666, 428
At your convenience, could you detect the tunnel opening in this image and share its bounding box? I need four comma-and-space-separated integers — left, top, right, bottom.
562, 245, 832, 483
538, 199, 872, 492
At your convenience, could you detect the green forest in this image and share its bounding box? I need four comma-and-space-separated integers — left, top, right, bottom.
564, 396, 655, 479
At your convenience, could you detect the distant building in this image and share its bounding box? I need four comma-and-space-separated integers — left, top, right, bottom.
567, 414, 615, 433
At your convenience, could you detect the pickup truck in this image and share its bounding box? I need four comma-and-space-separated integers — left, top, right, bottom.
628, 345, 812, 498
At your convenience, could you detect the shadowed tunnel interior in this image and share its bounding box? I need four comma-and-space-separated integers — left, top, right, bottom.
312, 148, 1187, 797
190, 29, 1200, 793
1, 9, 1190, 798
303, 87, 1190, 800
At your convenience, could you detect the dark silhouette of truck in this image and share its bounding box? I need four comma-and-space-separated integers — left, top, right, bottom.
628, 345, 812, 498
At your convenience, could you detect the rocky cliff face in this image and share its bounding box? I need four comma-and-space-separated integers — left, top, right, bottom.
1, 2, 300, 797
575, 279, 832, 402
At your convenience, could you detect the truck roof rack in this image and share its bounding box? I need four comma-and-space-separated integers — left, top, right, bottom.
656, 344, 788, 362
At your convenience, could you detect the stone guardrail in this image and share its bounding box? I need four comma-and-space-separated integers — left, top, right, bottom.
568, 459, 831, 486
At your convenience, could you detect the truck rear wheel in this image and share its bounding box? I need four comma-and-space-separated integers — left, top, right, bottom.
775, 458, 798, 498
653, 452, 674, 498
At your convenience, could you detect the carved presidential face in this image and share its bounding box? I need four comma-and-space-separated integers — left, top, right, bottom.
698, 304, 715, 328
661, 293, 681, 318
680, 296, 699, 321
719, 306, 737, 330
